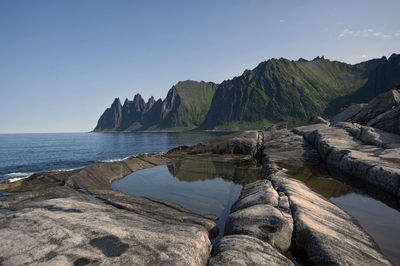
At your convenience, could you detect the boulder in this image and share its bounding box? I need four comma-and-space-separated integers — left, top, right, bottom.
352, 87, 400, 125
332, 86, 400, 136
209, 235, 293, 266
266, 122, 288, 131
307, 116, 329, 125
189, 131, 262, 158
225, 204, 293, 252
230, 180, 279, 212
367, 105, 400, 135
331, 103, 366, 122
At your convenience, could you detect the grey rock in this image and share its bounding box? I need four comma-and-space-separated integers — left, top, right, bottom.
332, 86, 400, 135
331, 121, 400, 148
263, 130, 322, 167
278, 195, 290, 210
190, 131, 262, 157
352, 87, 400, 125
0, 187, 212, 266
0, 153, 219, 266
331, 103, 366, 122
307, 116, 329, 125
266, 122, 288, 131
231, 180, 279, 212
225, 204, 293, 252
267, 170, 392, 265
297, 125, 400, 196
367, 105, 400, 135
209, 235, 293, 266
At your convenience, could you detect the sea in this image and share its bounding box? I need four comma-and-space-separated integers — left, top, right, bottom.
0, 132, 228, 182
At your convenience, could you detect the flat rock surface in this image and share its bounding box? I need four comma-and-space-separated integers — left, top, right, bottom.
0, 186, 212, 266
0, 153, 218, 266
209, 235, 293, 266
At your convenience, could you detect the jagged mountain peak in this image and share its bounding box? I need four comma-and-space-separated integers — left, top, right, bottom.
94, 54, 400, 131
94, 80, 218, 131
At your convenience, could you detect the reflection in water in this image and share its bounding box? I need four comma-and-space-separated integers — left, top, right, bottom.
332, 193, 400, 265
279, 163, 400, 265
113, 156, 263, 245
277, 163, 353, 199
168, 155, 263, 185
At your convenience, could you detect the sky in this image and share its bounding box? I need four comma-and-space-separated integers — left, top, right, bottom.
0, 0, 399, 133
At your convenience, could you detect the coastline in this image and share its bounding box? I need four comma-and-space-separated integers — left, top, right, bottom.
1, 121, 399, 264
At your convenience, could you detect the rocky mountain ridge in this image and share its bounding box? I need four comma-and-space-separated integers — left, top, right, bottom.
94, 80, 218, 131
94, 54, 400, 131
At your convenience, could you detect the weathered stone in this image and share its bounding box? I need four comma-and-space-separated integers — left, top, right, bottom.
266, 122, 288, 131
0, 187, 212, 265
331, 121, 400, 148
331, 103, 366, 122
267, 170, 392, 265
189, 131, 262, 158
352, 87, 400, 126
307, 116, 329, 125
332, 86, 400, 135
367, 105, 400, 135
230, 180, 279, 212
225, 204, 293, 252
278, 195, 290, 210
209, 235, 293, 266
297, 125, 400, 196
263, 130, 321, 167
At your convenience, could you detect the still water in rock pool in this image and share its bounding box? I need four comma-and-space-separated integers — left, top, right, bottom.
113, 156, 263, 245
279, 163, 400, 265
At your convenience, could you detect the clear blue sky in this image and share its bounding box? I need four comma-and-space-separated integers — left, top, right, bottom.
1, 0, 399, 133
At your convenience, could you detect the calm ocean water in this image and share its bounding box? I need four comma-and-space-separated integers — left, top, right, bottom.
0, 132, 228, 181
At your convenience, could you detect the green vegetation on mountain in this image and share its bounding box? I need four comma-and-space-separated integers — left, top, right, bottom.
94, 54, 400, 131
200, 56, 387, 129
158, 80, 218, 129
324, 53, 400, 115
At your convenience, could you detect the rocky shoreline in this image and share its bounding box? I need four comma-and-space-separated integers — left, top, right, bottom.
1, 87, 399, 265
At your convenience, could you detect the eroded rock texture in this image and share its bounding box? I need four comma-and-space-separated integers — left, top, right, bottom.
0, 154, 216, 266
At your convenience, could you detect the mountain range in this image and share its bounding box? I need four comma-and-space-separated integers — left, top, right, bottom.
93, 53, 400, 131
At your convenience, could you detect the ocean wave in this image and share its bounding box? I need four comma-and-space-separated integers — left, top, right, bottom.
53, 167, 83, 172
4, 172, 34, 178
100, 156, 131, 163
3, 172, 33, 183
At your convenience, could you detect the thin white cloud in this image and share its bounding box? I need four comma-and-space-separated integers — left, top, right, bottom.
338, 28, 400, 39
279, 19, 285, 23
361, 54, 367, 59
